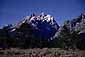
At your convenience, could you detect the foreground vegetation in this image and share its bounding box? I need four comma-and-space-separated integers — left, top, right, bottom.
0, 48, 85, 57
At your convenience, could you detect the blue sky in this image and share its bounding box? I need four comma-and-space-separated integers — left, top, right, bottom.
0, 0, 85, 27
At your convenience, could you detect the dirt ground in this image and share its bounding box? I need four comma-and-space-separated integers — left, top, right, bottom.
0, 48, 85, 57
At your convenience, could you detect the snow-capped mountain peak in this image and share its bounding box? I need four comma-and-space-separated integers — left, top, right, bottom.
14, 12, 59, 39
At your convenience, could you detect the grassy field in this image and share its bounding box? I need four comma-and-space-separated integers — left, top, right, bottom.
0, 48, 85, 57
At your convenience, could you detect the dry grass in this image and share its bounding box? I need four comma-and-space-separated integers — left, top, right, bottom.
0, 48, 85, 57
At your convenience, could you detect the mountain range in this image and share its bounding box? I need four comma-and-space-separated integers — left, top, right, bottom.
0, 13, 85, 49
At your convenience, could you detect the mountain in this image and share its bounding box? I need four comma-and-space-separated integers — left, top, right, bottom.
71, 14, 85, 37
52, 13, 85, 49
0, 13, 85, 49
11, 12, 59, 40
53, 13, 85, 38
0, 12, 60, 48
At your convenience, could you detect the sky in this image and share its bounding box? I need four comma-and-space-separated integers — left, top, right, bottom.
0, 0, 85, 27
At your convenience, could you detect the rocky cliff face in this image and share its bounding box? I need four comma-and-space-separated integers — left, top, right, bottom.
70, 13, 85, 39
70, 14, 85, 32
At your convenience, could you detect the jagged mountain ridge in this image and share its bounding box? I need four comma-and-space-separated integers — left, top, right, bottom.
1, 13, 85, 40
7, 13, 59, 40
53, 13, 85, 39
1, 13, 85, 39
0, 13, 85, 49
